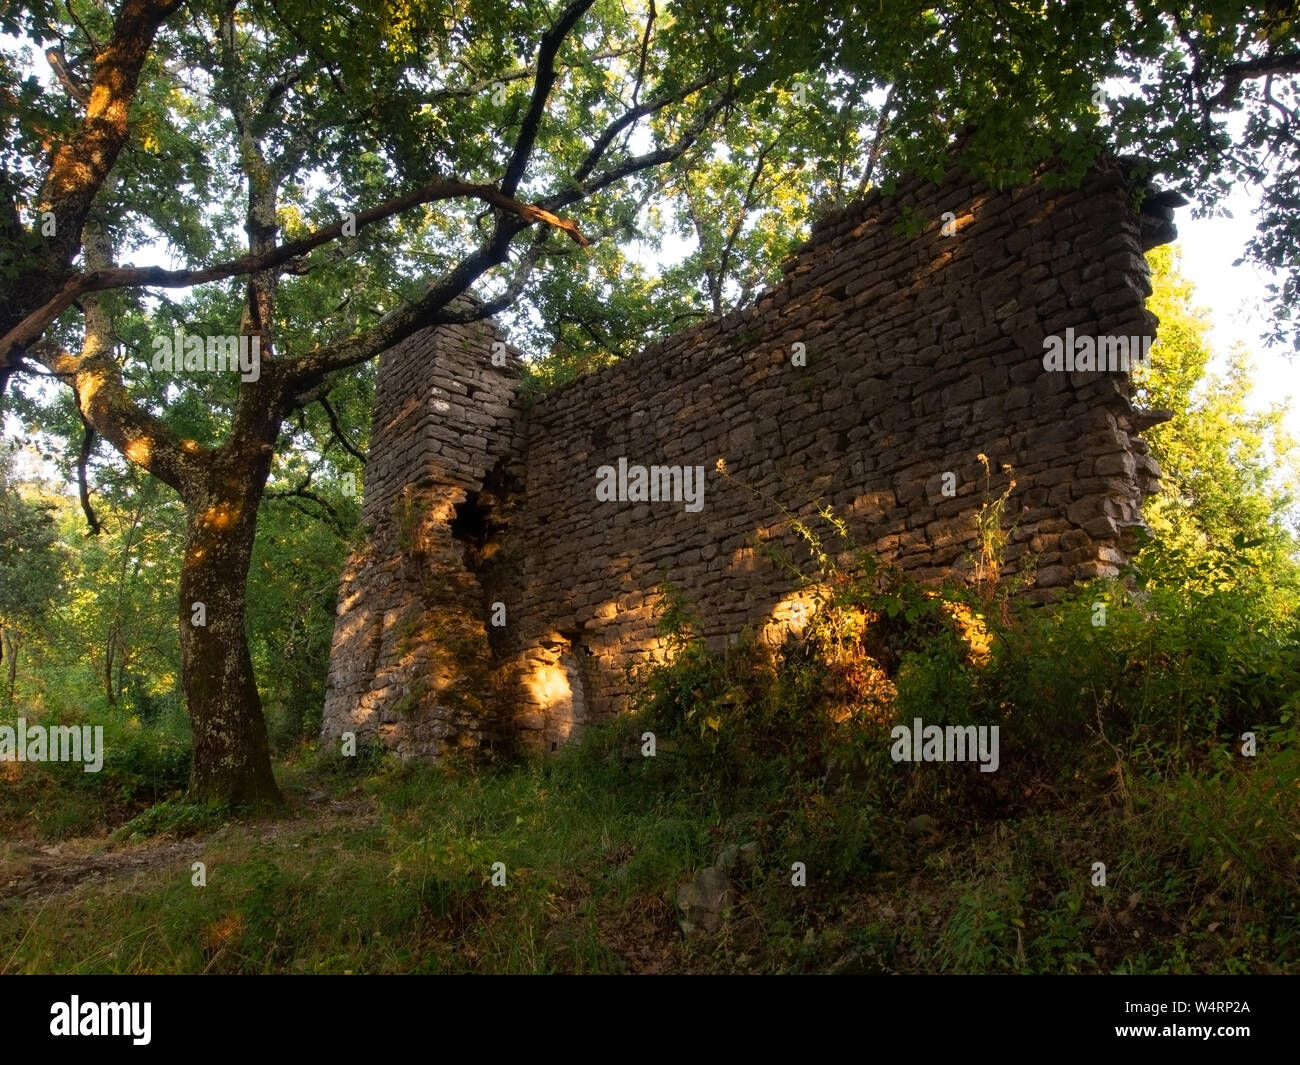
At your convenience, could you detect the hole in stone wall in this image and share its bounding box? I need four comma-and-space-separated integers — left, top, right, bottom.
449, 457, 521, 574
450, 490, 489, 570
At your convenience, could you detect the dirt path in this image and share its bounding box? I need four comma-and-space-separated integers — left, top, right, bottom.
0, 788, 377, 902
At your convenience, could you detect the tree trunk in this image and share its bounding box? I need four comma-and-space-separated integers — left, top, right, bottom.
179, 451, 281, 806
3, 629, 19, 708
178, 46, 285, 806
105, 628, 118, 707
116, 651, 129, 705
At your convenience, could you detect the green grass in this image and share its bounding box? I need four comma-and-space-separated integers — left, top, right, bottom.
0, 707, 191, 841
0, 707, 1296, 974
2, 550, 1297, 974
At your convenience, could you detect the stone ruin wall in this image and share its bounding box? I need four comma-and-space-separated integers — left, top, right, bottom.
323, 319, 526, 759
323, 157, 1177, 761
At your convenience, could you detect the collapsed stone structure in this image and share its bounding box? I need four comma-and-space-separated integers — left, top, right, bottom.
322, 157, 1178, 761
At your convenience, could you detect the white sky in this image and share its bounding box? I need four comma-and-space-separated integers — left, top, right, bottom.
1170, 190, 1297, 438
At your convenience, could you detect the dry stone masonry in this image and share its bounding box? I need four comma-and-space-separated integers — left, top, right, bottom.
323, 156, 1179, 762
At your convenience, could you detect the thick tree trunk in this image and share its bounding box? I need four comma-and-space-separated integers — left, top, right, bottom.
176, 42, 285, 804
179, 452, 281, 806
1, 0, 183, 385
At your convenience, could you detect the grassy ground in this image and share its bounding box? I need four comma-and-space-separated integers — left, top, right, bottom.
3, 556, 1297, 975
1, 708, 1296, 975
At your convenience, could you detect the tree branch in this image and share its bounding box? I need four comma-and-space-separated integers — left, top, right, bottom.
35, 0, 184, 269
717, 139, 777, 311
265, 482, 349, 537
318, 395, 366, 463
1207, 53, 1300, 110
630, 0, 656, 109
35, 188, 198, 499
284, 216, 524, 384
572, 72, 719, 186
75, 413, 102, 535
501, 0, 596, 196
430, 229, 552, 323
547, 82, 737, 211
286, 78, 732, 384
856, 83, 896, 199
45, 46, 91, 108
32, 344, 204, 495
0, 180, 587, 370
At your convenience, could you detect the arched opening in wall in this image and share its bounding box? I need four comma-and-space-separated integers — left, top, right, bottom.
550, 646, 589, 752
524, 630, 590, 753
